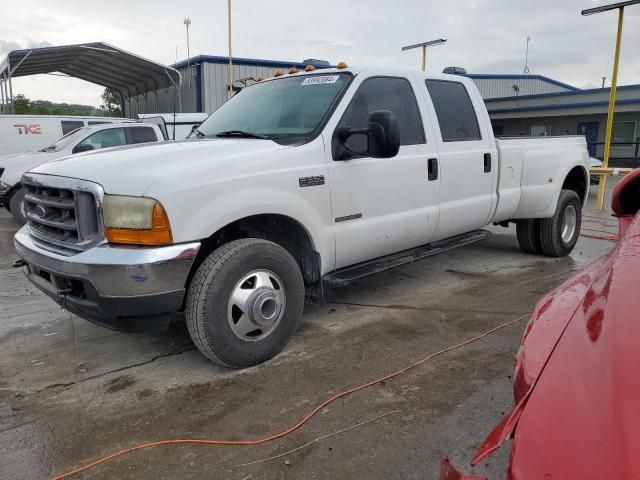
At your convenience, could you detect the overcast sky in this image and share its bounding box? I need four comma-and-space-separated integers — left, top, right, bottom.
2, 0, 639, 107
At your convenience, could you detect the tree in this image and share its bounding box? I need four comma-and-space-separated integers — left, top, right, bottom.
13, 94, 32, 114
101, 87, 122, 117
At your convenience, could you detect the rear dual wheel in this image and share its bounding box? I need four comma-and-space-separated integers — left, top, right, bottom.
516, 189, 581, 257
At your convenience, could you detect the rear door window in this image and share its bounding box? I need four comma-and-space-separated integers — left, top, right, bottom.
424, 80, 481, 142
61, 120, 85, 135
128, 127, 158, 144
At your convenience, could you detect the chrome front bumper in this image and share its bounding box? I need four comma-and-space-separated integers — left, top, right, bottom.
14, 227, 201, 330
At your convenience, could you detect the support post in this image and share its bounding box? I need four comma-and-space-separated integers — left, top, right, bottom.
597, 6, 625, 210
0, 74, 5, 114
421, 45, 426, 71
227, 0, 233, 100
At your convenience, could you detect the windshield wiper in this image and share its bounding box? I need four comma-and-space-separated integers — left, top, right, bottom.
215, 130, 271, 140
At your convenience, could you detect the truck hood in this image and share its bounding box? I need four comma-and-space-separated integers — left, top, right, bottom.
30, 139, 292, 196
0, 150, 62, 187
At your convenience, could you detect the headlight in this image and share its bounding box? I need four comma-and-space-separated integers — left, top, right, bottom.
103, 195, 172, 246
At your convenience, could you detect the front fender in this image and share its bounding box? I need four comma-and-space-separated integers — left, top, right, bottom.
158, 185, 335, 275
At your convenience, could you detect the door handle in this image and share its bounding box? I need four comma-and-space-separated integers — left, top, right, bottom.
428, 158, 438, 181
484, 153, 492, 173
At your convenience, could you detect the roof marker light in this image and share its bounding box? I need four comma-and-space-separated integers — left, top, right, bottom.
288, 67, 298, 74
337, 61, 348, 69
304, 64, 315, 72
255, 75, 264, 82
274, 70, 283, 77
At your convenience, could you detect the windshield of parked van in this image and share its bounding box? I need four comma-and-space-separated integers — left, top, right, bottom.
197, 73, 351, 139
41, 127, 90, 152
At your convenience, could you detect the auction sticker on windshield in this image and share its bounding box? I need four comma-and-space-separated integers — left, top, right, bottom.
301, 75, 340, 85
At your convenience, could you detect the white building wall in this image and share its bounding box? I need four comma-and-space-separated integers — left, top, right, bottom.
201, 63, 284, 113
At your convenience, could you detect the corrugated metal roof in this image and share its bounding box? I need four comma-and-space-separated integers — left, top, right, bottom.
485, 83, 640, 102
464, 73, 579, 92
0, 42, 181, 97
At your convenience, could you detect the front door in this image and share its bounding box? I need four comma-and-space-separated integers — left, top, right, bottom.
326, 75, 441, 269
577, 122, 599, 157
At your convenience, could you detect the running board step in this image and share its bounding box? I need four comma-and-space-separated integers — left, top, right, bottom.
325, 229, 492, 288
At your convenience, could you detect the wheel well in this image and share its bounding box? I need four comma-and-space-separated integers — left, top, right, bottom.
184, 214, 321, 300
562, 166, 588, 205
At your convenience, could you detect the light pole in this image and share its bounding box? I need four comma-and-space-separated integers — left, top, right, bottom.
184, 17, 191, 90
523, 36, 531, 74
401, 38, 447, 71
582, 0, 640, 210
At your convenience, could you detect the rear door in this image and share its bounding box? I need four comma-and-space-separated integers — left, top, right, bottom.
326, 74, 441, 269
577, 122, 599, 157
423, 79, 497, 240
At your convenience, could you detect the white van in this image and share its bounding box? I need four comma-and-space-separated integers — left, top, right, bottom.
0, 115, 129, 155
137, 113, 208, 140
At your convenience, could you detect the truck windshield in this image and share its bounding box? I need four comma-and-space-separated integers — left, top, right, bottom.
41, 127, 90, 152
197, 73, 351, 139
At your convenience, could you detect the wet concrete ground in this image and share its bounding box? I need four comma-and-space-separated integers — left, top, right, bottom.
0, 184, 619, 480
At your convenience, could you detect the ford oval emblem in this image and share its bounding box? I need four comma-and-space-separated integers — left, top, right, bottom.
34, 205, 46, 218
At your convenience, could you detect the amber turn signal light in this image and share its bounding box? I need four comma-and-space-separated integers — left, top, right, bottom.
105, 203, 173, 246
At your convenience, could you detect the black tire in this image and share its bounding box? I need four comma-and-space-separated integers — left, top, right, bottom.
539, 189, 582, 257
9, 188, 27, 225
516, 219, 542, 254
185, 238, 305, 368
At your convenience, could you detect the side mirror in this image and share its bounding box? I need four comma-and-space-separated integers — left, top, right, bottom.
72, 144, 94, 154
611, 168, 640, 237
332, 110, 400, 161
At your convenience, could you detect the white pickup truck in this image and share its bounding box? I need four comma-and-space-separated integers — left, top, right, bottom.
0, 122, 165, 224
14, 66, 589, 368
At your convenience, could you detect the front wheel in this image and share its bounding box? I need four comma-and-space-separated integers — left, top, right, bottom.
185, 239, 305, 368
539, 189, 582, 257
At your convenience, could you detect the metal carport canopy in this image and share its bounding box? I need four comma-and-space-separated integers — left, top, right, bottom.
0, 42, 181, 98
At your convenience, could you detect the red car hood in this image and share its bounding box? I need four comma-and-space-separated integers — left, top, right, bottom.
456, 211, 640, 479
506, 212, 640, 478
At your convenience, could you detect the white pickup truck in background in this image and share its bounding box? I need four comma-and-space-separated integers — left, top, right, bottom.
0, 122, 165, 224
14, 67, 589, 368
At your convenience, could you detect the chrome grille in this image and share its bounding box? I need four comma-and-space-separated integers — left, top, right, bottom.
24, 185, 79, 242
22, 175, 102, 255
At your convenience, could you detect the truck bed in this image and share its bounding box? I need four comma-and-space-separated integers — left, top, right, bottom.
492, 135, 589, 222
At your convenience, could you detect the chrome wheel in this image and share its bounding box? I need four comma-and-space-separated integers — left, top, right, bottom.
227, 269, 286, 342
561, 205, 577, 243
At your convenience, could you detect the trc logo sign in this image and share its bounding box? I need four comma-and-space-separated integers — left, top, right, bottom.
14, 124, 42, 135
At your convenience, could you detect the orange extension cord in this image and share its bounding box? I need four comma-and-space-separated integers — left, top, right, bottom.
52, 313, 530, 479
